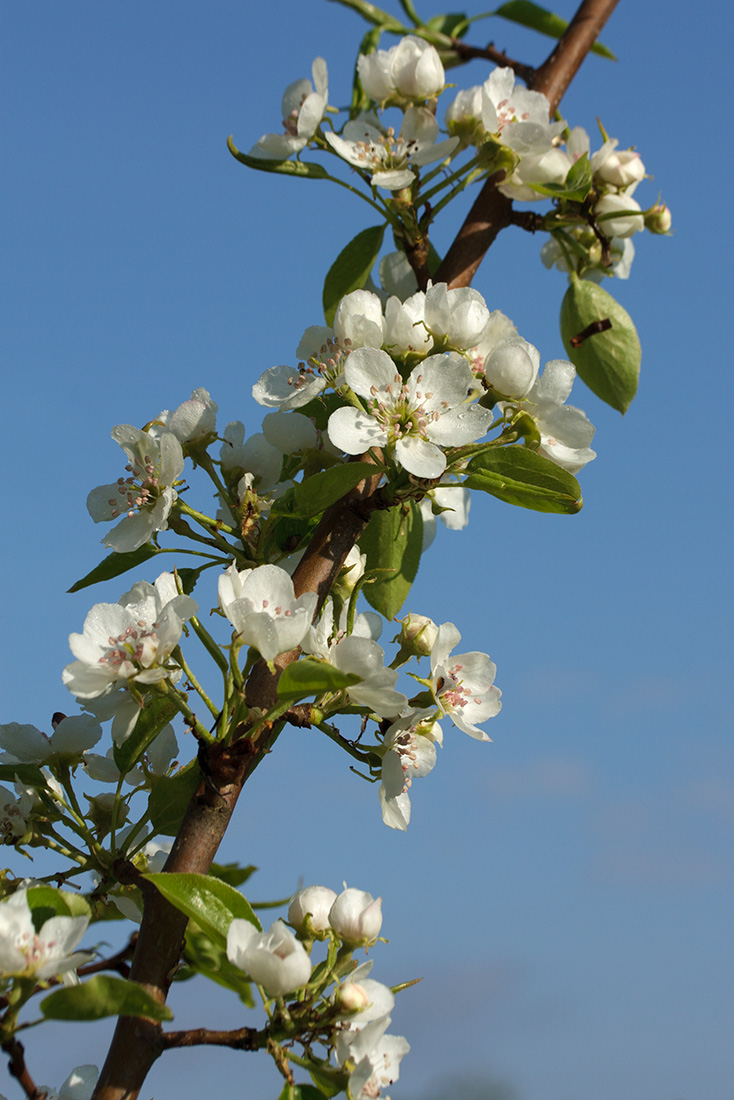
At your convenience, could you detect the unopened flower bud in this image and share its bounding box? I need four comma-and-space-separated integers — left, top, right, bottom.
595, 149, 645, 188
483, 337, 540, 399
394, 613, 439, 659
644, 201, 672, 234
288, 885, 337, 934
329, 887, 383, 946
337, 981, 371, 1013
594, 192, 644, 239
85, 792, 128, 838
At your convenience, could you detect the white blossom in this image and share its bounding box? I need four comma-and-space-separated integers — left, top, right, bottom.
379, 709, 438, 830
328, 347, 493, 479
62, 573, 197, 700
334, 289, 385, 349
0, 890, 92, 983
502, 359, 597, 472
358, 35, 445, 103
328, 636, 408, 718
329, 887, 383, 946
86, 426, 184, 553
249, 58, 328, 160
288, 886, 337, 933
483, 336, 540, 399
0, 716, 102, 765
226, 918, 311, 996
424, 283, 492, 349
594, 192, 644, 238
0, 785, 32, 844
430, 623, 501, 740
325, 108, 458, 191
218, 563, 317, 661
384, 291, 433, 356
149, 388, 218, 446
482, 67, 564, 156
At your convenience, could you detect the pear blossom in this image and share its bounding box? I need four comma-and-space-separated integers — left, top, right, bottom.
424, 283, 492, 349
430, 623, 501, 740
15, 1065, 100, 1100
482, 67, 564, 155
328, 347, 493, 479
334, 289, 385, 349
358, 35, 445, 103
384, 291, 433, 356
325, 108, 458, 192
288, 886, 337, 934
303, 598, 382, 662
497, 146, 572, 202
445, 85, 486, 146
0, 716, 102, 765
645, 201, 672, 234
249, 58, 328, 160
226, 918, 311, 996
0, 785, 32, 844
0, 889, 92, 982
218, 563, 318, 661
327, 636, 408, 717
149, 388, 218, 447
502, 359, 597, 472
329, 887, 382, 947
335, 1015, 410, 1100
483, 336, 540, 399
592, 141, 645, 189
379, 709, 438, 830
62, 573, 198, 700
594, 192, 644, 238
86, 426, 184, 553
540, 233, 635, 281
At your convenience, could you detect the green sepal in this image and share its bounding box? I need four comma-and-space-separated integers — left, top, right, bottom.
494, 1, 616, 59
277, 658, 362, 704
227, 136, 328, 179
68, 544, 159, 593
465, 447, 583, 513
530, 153, 593, 202
291, 463, 383, 518
361, 501, 423, 619
323, 225, 386, 326
41, 975, 173, 1022
113, 694, 180, 777
176, 926, 255, 1007
147, 761, 201, 836
144, 872, 261, 948
560, 276, 641, 413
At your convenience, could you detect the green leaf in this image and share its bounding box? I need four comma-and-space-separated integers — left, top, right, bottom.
227, 136, 328, 178
144, 872, 260, 948
279, 1085, 333, 1100
291, 462, 383, 518
178, 927, 255, 1007
147, 761, 200, 836
113, 694, 180, 776
277, 658, 362, 703
210, 862, 258, 889
308, 1064, 347, 1099
560, 276, 641, 413
326, 0, 404, 32
68, 544, 159, 593
494, 1, 616, 59
41, 975, 173, 1022
0, 763, 45, 786
322, 225, 386, 326
361, 501, 423, 619
465, 447, 583, 513
425, 13, 470, 37
530, 153, 592, 202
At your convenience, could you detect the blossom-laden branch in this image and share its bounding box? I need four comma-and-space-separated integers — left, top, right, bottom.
90, 4, 625, 1099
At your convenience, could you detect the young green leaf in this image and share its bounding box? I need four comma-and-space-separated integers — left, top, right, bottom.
323, 225, 386, 326
291, 462, 383, 518
560, 276, 641, 413
361, 501, 423, 619
41, 976, 173, 1022
144, 872, 260, 948
227, 136, 328, 178
178, 926, 255, 1007
68, 544, 159, 593
465, 447, 583, 513
147, 762, 201, 836
113, 695, 180, 777
494, 1, 616, 59
277, 658, 362, 703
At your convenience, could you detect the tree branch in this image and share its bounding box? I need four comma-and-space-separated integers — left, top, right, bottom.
528, 0, 621, 113
448, 38, 535, 86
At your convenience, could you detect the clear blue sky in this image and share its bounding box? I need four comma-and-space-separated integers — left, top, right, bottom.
2, 2, 732, 1099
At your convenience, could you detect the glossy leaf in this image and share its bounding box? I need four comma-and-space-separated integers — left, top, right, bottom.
277, 658, 362, 703
530, 153, 592, 202
144, 872, 261, 948
227, 136, 328, 178
68, 544, 159, 593
113, 694, 180, 776
147, 762, 200, 836
41, 975, 173, 1021
361, 501, 423, 619
560, 276, 641, 413
323, 225, 386, 326
291, 463, 383, 518
494, 1, 616, 59
465, 447, 582, 513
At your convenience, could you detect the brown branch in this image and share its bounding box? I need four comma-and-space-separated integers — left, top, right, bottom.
528, 0, 621, 113
448, 38, 535, 86
435, 0, 620, 290
161, 1026, 261, 1051
2, 1037, 42, 1100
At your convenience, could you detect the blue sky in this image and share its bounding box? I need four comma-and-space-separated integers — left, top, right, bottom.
2, 2, 733, 1099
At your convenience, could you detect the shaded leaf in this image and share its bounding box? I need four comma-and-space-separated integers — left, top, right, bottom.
113, 694, 180, 776
361, 502, 423, 619
68, 544, 159, 593
277, 659, 362, 703
227, 136, 328, 178
560, 276, 641, 413
145, 872, 260, 948
210, 862, 258, 889
177, 927, 255, 1007
495, 1, 616, 58
465, 447, 582, 513
41, 975, 172, 1021
291, 463, 383, 518
147, 761, 200, 836
323, 225, 386, 326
